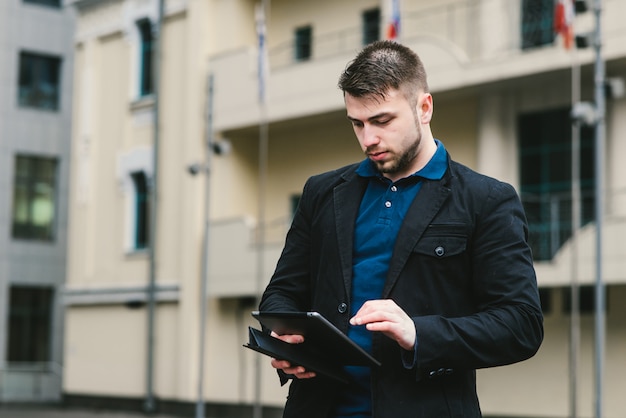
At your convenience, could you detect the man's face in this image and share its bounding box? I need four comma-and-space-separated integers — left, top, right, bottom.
345, 88, 431, 182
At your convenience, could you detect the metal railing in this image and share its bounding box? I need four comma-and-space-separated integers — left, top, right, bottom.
266, 0, 525, 71
521, 187, 626, 262
0, 362, 62, 402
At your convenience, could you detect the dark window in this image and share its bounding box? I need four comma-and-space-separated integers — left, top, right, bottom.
131, 171, 150, 249
519, 108, 595, 261
538, 288, 552, 314
362, 8, 381, 45
521, 0, 555, 49
562, 285, 607, 314
8, 286, 54, 362
23, 0, 61, 8
137, 19, 154, 97
294, 25, 312, 62
12, 155, 58, 241
290, 194, 301, 218
18, 51, 62, 110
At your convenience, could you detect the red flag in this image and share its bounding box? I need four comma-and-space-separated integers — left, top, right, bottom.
386, 0, 400, 40
554, 0, 574, 49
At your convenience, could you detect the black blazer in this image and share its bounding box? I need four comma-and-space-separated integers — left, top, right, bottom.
260, 154, 544, 418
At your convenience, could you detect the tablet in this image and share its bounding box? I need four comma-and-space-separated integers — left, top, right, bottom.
251, 311, 381, 367
244, 326, 352, 383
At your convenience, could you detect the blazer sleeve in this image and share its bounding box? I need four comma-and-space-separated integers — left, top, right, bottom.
259, 177, 315, 314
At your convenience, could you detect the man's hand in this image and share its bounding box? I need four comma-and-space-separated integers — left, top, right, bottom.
350, 299, 416, 350
269, 332, 316, 379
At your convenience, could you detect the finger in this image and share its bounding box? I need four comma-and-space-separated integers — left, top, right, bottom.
286, 365, 316, 379
270, 358, 292, 370
350, 299, 402, 325
293, 370, 316, 379
270, 332, 305, 344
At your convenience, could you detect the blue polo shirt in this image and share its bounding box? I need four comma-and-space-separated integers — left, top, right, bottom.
331, 139, 448, 418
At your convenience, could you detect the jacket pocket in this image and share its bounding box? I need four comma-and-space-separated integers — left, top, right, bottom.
413, 223, 468, 258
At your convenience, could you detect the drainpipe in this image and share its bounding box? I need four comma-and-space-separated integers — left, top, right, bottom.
592, 1, 606, 416
145, 0, 165, 413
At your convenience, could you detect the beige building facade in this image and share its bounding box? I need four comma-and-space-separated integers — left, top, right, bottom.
64, 0, 626, 417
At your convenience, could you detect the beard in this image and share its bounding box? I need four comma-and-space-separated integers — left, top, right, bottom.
370, 125, 422, 176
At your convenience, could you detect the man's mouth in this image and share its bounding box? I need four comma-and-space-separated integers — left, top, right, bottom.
368, 150, 388, 162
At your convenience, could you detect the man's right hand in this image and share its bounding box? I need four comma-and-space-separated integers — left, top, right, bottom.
269, 331, 317, 379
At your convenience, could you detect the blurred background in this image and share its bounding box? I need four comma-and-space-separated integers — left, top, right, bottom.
1, 0, 625, 417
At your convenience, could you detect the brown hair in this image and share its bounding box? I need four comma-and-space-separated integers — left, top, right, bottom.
338, 40, 429, 105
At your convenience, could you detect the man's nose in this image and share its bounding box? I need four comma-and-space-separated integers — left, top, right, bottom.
361, 125, 380, 148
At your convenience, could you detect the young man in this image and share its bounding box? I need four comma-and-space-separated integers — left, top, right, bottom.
259, 40, 543, 418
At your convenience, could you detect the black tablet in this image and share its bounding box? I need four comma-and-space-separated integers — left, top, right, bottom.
251, 311, 381, 367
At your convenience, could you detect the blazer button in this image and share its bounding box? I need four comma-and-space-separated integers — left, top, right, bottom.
338, 303, 348, 314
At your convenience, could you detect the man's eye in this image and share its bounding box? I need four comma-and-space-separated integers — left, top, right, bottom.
351, 121, 363, 128
375, 119, 391, 125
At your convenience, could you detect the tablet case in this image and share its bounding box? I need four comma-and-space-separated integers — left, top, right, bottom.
243, 311, 381, 384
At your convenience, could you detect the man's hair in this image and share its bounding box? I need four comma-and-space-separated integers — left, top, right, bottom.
338, 40, 429, 104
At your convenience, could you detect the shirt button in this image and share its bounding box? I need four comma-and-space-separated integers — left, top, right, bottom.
434, 246, 445, 257
338, 303, 348, 314
385, 201, 392, 208
391, 186, 397, 192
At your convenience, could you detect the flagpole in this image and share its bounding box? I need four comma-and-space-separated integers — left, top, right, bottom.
254, 3, 270, 417
591, 1, 606, 416
556, 2, 584, 415
569, 37, 581, 418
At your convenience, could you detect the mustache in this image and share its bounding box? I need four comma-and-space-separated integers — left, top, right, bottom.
366, 146, 387, 154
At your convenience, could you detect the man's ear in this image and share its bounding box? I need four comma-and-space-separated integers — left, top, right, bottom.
418, 93, 433, 124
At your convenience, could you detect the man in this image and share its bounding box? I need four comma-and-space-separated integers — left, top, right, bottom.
259, 40, 543, 418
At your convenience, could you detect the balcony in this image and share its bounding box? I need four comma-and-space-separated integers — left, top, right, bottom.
209, 185, 626, 298
0, 363, 62, 402
208, 0, 626, 133
207, 217, 287, 298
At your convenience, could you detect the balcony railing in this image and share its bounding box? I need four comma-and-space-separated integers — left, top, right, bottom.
210, 185, 626, 297
267, 1, 523, 71
522, 187, 626, 262
0, 362, 62, 402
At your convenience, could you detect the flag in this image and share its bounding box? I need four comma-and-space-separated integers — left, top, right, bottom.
255, 2, 268, 104
386, 0, 400, 40
554, 0, 575, 49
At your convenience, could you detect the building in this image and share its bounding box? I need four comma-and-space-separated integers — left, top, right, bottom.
0, 0, 75, 404
64, 0, 626, 417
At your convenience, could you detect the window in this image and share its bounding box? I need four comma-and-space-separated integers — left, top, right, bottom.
521, 0, 555, 49
362, 8, 381, 45
131, 171, 150, 249
18, 51, 62, 110
538, 288, 552, 314
23, 0, 61, 7
562, 285, 607, 314
290, 194, 301, 218
137, 19, 154, 97
7, 286, 54, 362
12, 155, 58, 241
294, 25, 312, 62
518, 108, 595, 261
118, 147, 152, 252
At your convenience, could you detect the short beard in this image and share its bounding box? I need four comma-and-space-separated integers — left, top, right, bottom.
375, 122, 422, 177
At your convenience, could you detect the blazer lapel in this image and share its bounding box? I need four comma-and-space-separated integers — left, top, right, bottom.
334, 171, 367, 298
382, 177, 451, 298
